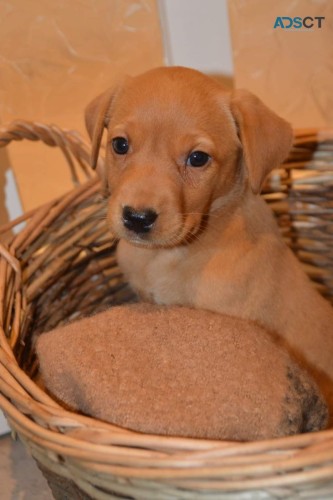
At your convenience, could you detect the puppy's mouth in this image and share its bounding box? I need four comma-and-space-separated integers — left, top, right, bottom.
109, 210, 205, 249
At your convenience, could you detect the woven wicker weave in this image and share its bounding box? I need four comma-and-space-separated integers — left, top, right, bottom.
1, 121, 333, 499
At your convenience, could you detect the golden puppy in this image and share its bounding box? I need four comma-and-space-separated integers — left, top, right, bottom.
85, 67, 333, 417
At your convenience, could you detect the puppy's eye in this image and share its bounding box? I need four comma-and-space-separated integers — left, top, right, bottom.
186, 151, 210, 167
112, 137, 129, 155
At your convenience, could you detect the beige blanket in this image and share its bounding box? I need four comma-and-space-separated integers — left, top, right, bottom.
37, 303, 328, 441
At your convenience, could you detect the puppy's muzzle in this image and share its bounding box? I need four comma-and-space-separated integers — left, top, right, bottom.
122, 206, 158, 234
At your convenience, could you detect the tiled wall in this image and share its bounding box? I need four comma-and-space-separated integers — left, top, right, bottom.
229, 0, 333, 128
0, 0, 164, 211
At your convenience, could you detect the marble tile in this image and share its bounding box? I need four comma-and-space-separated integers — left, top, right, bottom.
0, 434, 52, 500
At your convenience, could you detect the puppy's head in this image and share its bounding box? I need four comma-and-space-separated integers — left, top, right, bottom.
85, 67, 292, 248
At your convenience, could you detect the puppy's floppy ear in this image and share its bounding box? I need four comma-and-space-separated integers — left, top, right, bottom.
230, 90, 293, 195
85, 88, 114, 169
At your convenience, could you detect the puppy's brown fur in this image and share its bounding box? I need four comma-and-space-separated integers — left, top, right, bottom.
85, 67, 333, 418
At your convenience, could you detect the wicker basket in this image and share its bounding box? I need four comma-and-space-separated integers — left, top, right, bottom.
1, 121, 333, 500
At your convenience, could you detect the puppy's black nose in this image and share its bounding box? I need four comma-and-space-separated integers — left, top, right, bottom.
122, 206, 158, 234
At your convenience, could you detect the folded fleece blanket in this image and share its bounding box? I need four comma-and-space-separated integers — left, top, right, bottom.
37, 303, 328, 441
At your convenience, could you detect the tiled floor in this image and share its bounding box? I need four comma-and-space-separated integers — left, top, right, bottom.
0, 433, 53, 499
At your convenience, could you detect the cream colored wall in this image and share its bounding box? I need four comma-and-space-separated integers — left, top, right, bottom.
0, 0, 164, 211
159, 0, 233, 76
228, 0, 333, 128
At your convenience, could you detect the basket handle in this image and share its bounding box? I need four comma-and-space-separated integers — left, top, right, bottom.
0, 120, 95, 184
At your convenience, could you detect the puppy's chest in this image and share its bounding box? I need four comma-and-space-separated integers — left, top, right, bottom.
117, 241, 191, 304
